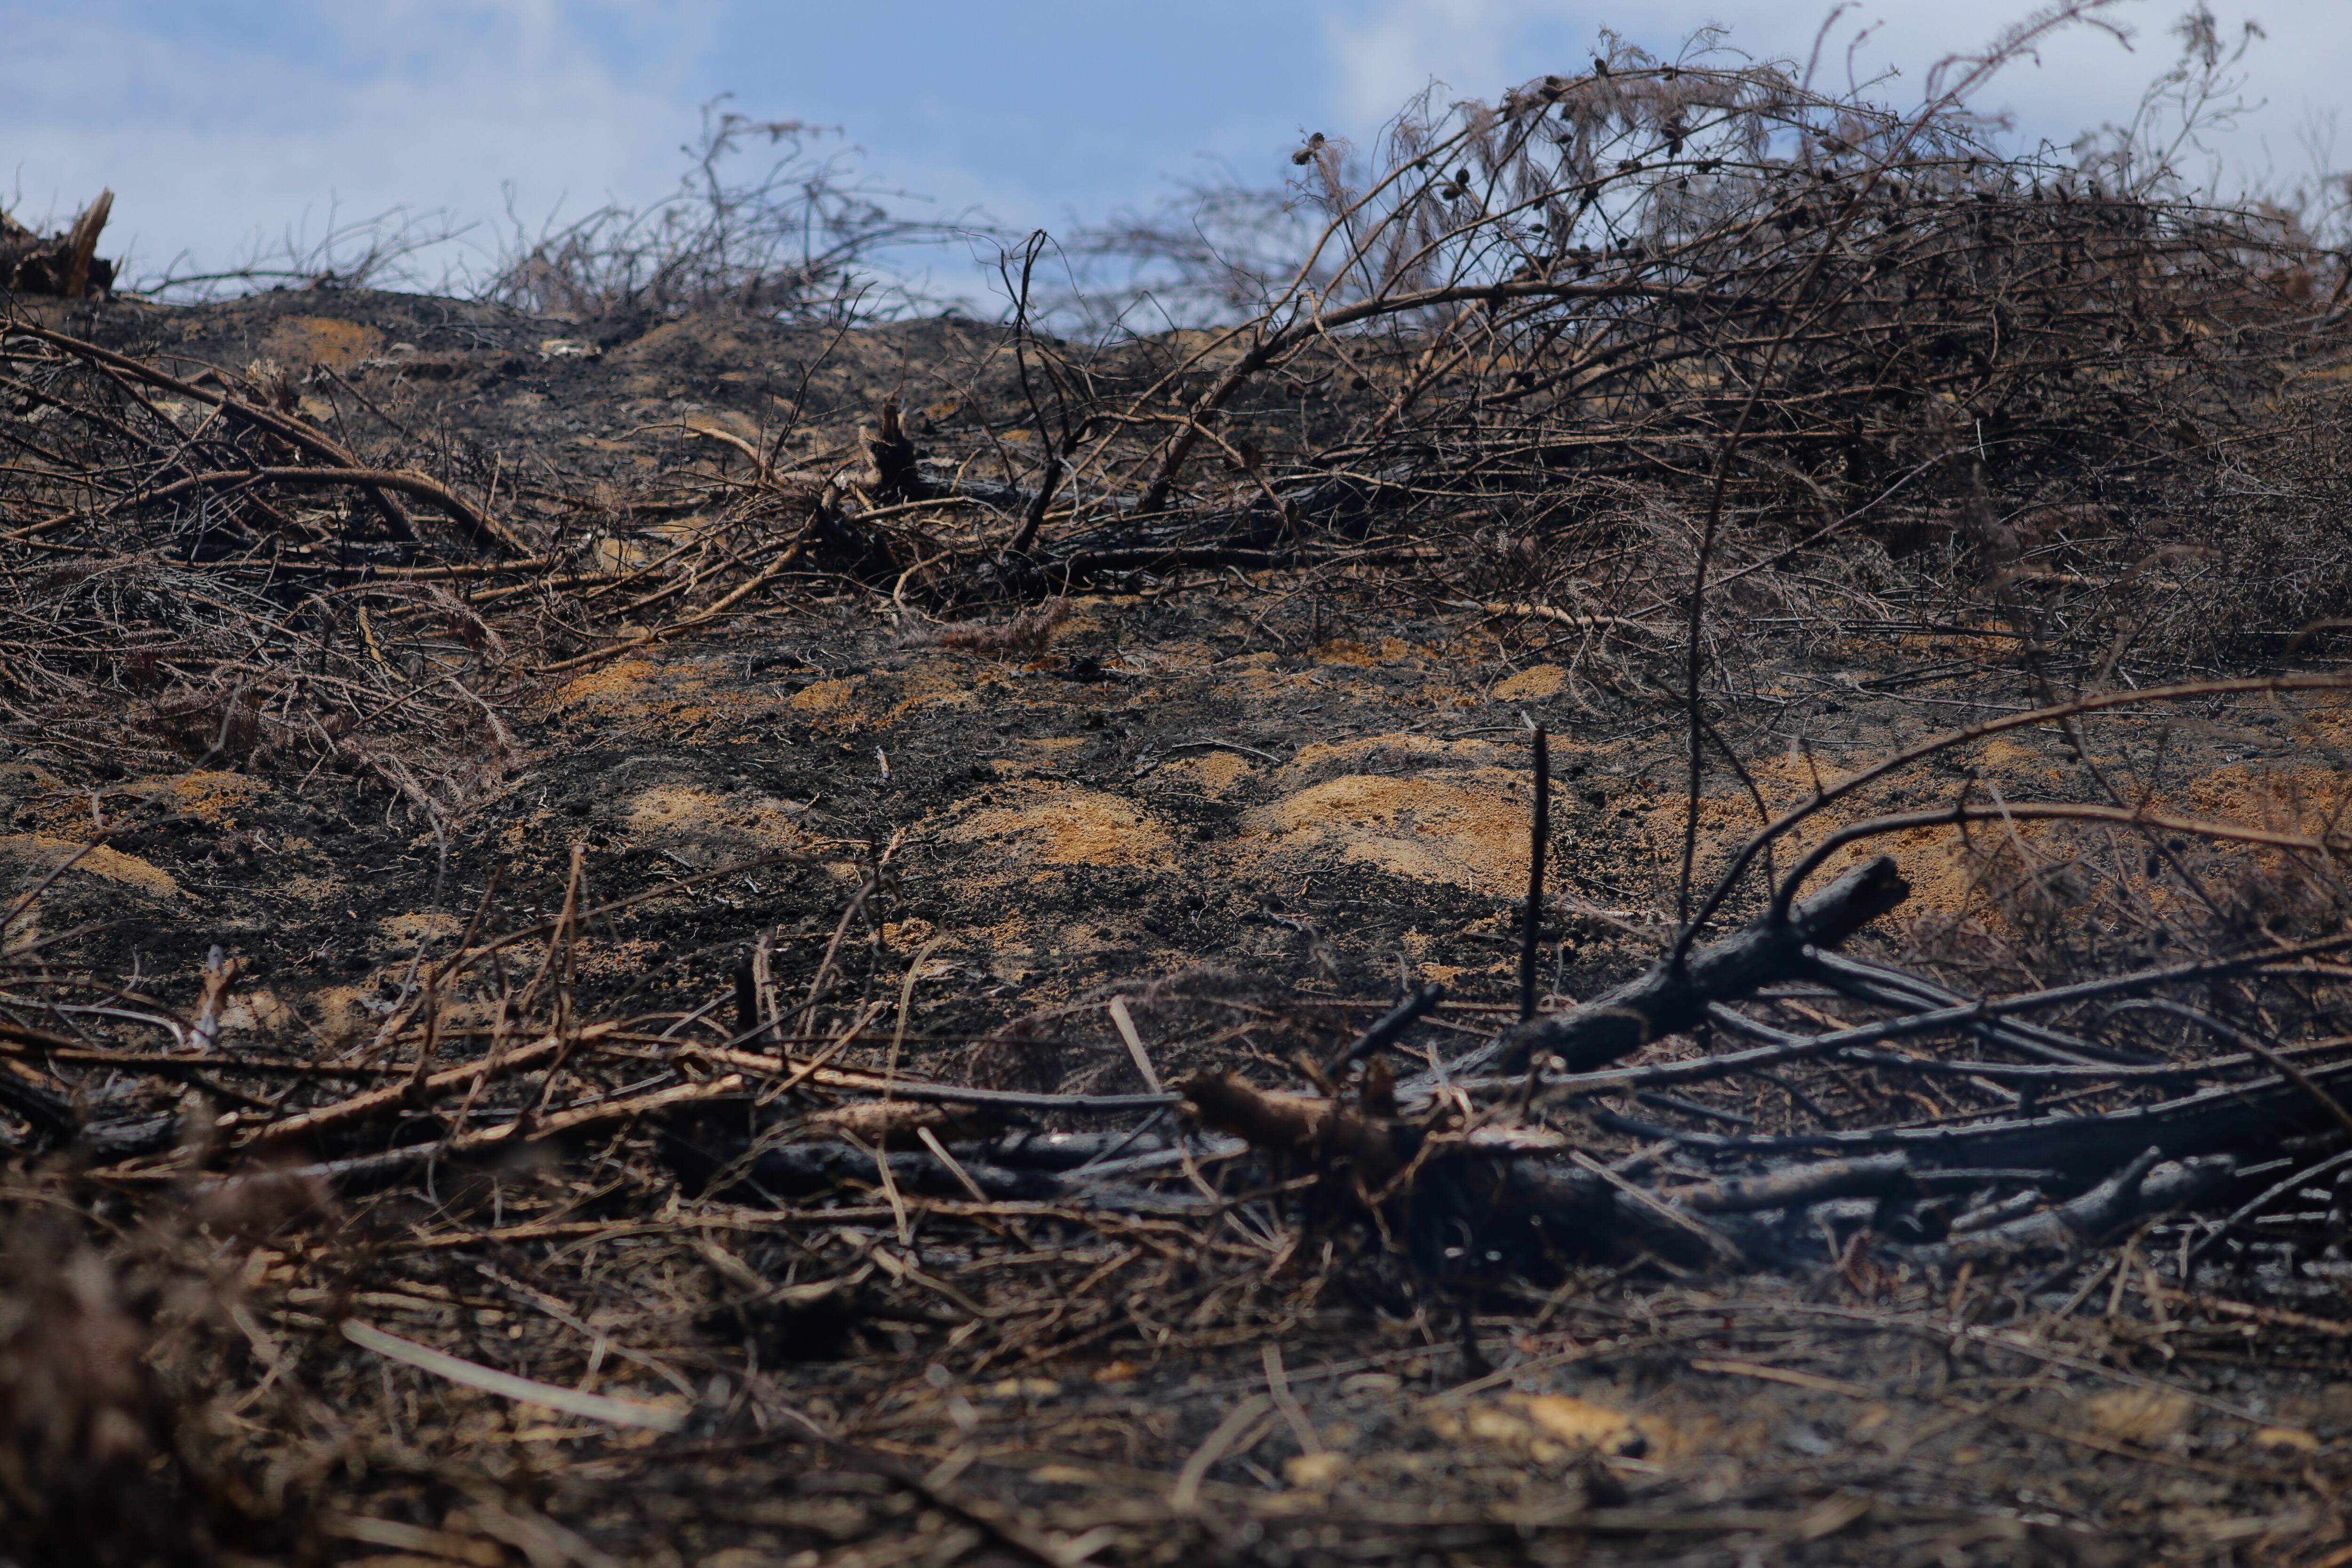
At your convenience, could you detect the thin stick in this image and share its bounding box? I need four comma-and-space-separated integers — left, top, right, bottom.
884, 934, 950, 1096
1108, 996, 1164, 1093
1520, 724, 1549, 1023
1263, 1345, 1322, 1457
1170, 1394, 1274, 1515
342, 1321, 684, 1432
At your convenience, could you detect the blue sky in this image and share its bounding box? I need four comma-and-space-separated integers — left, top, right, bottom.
5, 0, 2344, 298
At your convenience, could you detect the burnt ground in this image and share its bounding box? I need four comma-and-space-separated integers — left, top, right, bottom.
5, 286, 2352, 1568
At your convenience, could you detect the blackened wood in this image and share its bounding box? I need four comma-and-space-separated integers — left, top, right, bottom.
1581, 1057, 2352, 1176
1911, 1149, 2235, 1265
1490, 854, 1910, 1075
1521, 726, 1549, 1022
981, 1129, 1170, 1169
1664, 1153, 1916, 1213
733, 950, 758, 1044
1333, 983, 1446, 1071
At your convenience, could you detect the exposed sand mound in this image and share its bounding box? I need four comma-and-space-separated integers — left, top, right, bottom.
938, 784, 1174, 870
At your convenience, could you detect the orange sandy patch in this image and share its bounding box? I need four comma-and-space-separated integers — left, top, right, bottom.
1428, 1393, 1674, 1465
1211, 653, 1318, 700
1310, 639, 1379, 667
305, 985, 378, 1048
1492, 664, 1570, 700
965, 911, 1057, 988
1972, 736, 2051, 771
218, 988, 297, 1039
883, 660, 1029, 723
1281, 732, 1508, 782
623, 786, 811, 848
276, 875, 345, 907
0, 833, 179, 900
1162, 750, 1254, 798
682, 408, 764, 446
937, 785, 1173, 869
260, 317, 384, 373
892, 684, 985, 718
2180, 761, 2352, 837
553, 657, 663, 708
548, 655, 765, 733
1609, 758, 2010, 918
577, 938, 664, 977
1311, 636, 1421, 668
985, 735, 1088, 778
880, 918, 940, 953
380, 911, 461, 947
611, 320, 754, 364
1254, 771, 1534, 894
123, 769, 271, 828
789, 677, 864, 718
2297, 689, 2352, 748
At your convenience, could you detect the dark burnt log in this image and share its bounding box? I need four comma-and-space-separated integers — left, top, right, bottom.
860, 398, 935, 503
1909, 1149, 2237, 1266
1658, 1157, 2064, 1216
1472, 1156, 1755, 1271
0, 193, 115, 298
0, 1062, 80, 1148
1181, 1070, 1417, 1188
1581, 1058, 2352, 1177
1485, 1158, 1654, 1258
1662, 1153, 1918, 1214
1174, 1071, 1762, 1270
736, 1142, 1060, 1202
78, 1114, 184, 1163
961, 467, 1407, 600
803, 1100, 1005, 1150
1481, 855, 1910, 1077
1471, 1146, 2239, 1274
0, 1054, 188, 1162
980, 1129, 1171, 1169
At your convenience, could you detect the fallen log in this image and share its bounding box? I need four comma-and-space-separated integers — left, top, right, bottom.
1910, 1149, 2238, 1266
1182, 1069, 1416, 1188
1477, 855, 1910, 1077
1582, 1057, 2352, 1176
1661, 1153, 1919, 1214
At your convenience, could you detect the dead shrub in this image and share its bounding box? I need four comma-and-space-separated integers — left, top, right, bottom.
481, 102, 964, 323
930, 597, 1069, 658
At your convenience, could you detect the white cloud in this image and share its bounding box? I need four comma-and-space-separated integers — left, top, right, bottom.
0, 2, 708, 285
1321, 0, 1531, 123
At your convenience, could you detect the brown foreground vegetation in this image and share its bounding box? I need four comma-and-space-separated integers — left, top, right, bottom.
8, 19, 2352, 1568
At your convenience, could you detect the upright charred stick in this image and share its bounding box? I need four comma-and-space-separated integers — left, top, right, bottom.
1520, 725, 1549, 1024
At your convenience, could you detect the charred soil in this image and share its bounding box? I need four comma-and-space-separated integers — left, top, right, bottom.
9, 78, 2352, 1564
